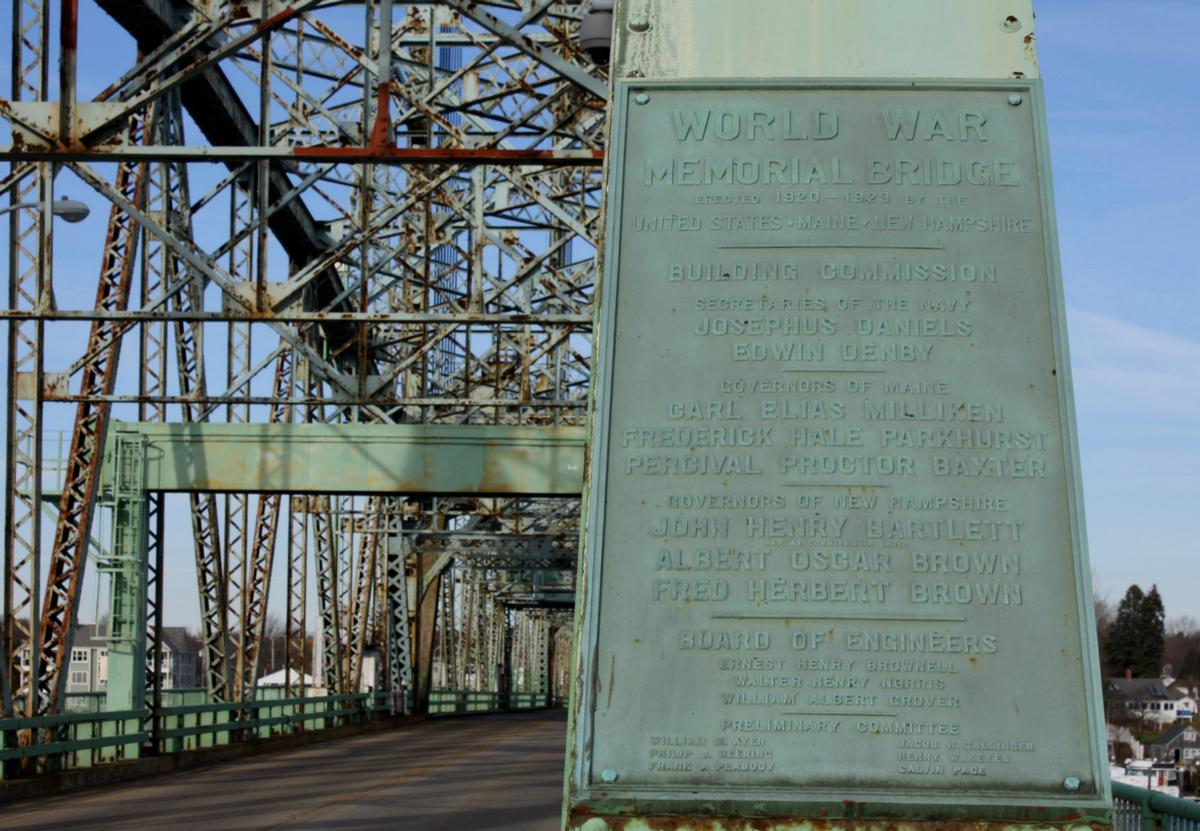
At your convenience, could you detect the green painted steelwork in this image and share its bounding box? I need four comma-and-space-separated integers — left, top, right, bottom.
0, 709, 147, 767
102, 432, 149, 712
96, 421, 585, 715
568, 77, 1110, 829
0, 689, 554, 777
0, 692, 386, 774
612, 0, 1039, 80
1112, 782, 1200, 831
101, 422, 587, 495
427, 689, 556, 715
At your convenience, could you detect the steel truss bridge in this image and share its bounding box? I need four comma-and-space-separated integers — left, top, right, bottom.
0, 0, 606, 775
1, 3, 1200, 830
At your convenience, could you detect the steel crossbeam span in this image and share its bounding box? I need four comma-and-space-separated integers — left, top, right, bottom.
0, 0, 607, 768
100, 422, 587, 494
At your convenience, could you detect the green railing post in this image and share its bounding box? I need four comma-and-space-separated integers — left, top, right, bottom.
1141, 794, 1162, 831
1114, 781, 1200, 831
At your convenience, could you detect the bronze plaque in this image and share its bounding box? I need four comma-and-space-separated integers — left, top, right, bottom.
569, 81, 1109, 825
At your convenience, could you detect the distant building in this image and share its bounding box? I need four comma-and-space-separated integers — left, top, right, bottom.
65, 625, 108, 694
256, 668, 316, 688
157, 627, 199, 689
1149, 723, 1200, 765
1106, 677, 1198, 726
66, 624, 198, 695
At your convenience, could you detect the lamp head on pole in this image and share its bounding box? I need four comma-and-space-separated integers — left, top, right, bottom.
51, 196, 90, 223
579, 0, 614, 65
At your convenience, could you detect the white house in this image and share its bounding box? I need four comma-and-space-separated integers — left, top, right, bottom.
1106, 677, 1198, 727
64, 624, 198, 695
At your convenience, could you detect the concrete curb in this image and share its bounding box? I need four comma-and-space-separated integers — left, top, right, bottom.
0, 713, 424, 805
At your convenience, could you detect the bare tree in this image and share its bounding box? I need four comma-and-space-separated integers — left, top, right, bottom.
256, 614, 286, 675
1168, 616, 1199, 639
1164, 616, 1200, 696
1094, 577, 1115, 672
263, 613, 284, 638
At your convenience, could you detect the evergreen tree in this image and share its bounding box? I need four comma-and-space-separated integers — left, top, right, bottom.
1104, 584, 1167, 677
1137, 585, 1166, 676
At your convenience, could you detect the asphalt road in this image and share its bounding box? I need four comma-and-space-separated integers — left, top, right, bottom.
0, 710, 567, 830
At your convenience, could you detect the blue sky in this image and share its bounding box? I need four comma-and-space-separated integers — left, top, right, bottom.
0, 0, 1197, 628
1037, 1, 1200, 622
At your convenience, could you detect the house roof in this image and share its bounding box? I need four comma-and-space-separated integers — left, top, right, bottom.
72, 623, 195, 654
256, 668, 315, 687
1106, 677, 1194, 702
74, 623, 106, 648
160, 627, 194, 654
1151, 722, 1200, 747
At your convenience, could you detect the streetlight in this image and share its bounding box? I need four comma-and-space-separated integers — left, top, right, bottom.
0, 196, 90, 223
579, 0, 614, 65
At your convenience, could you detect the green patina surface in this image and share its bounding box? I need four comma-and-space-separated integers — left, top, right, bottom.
567, 80, 1109, 829
101, 422, 587, 495
92, 421, 586, 714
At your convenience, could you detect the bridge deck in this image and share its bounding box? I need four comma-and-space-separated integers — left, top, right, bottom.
0, 710, 566, 830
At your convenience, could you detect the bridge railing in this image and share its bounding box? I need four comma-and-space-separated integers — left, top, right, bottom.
2, 689, 558, 778
0, 691, 393, 778
0, 708, 148, 772
427, 690, 553, 715
1114, 782, 1200, 831
155, 692, 392, 753
0, 686, 556, 778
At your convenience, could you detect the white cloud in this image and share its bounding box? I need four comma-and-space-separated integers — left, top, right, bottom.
1066, 309, 1200, 618
1067, 308, 1200, 426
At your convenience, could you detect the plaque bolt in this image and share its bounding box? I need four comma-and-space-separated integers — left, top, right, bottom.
600, 768, 619, 783
1064, 776, 1081, 792
628, 14, 650, 33
1008, 94, 1023, 106
634, 93, 650, 105
580, 820, 612, 831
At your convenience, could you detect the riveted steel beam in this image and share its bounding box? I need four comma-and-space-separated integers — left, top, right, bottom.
438, 0, 608, 100
0, 145, 606, 165
101, 422, 586, 495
